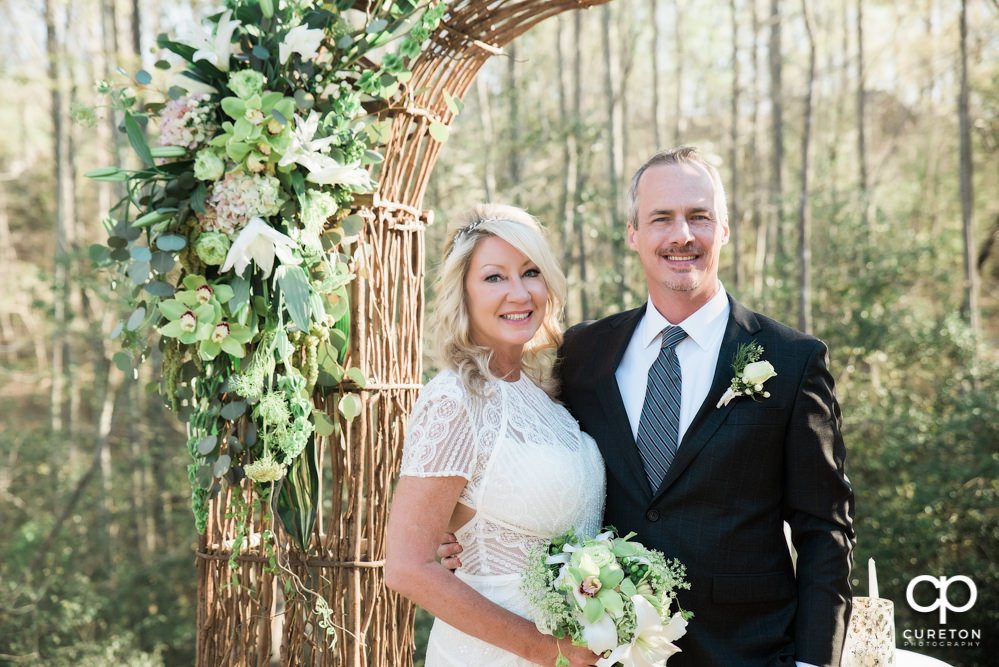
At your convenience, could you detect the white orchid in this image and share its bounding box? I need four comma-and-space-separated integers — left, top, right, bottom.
596, 596, 687, 667
189, 9, 240, 72
279, 24, 325, 64
278, 111, 338, 169
221, 217, 301, 278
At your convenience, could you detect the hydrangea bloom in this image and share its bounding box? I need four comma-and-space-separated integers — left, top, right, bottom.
159, 94, 214, 149
200, 172, 284, 235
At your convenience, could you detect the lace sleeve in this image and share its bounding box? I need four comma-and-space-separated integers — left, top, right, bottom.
400, 372, 478, 480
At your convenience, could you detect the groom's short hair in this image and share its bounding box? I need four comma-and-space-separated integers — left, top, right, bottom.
626, 146, 729, 228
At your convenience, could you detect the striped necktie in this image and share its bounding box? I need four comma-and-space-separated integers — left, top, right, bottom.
635, 325, 687, 490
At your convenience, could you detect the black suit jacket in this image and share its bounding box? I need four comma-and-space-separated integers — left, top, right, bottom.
557, 296, 855, 667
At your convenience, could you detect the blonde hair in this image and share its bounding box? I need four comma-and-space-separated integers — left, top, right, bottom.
430, 203, 567, 397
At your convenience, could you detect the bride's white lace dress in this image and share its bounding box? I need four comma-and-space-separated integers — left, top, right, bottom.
400, 369, 605, 666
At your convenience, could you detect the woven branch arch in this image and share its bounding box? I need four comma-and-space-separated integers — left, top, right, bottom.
196, 2, 612, 664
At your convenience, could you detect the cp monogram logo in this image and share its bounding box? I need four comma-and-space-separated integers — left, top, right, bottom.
906, 575, 977, 624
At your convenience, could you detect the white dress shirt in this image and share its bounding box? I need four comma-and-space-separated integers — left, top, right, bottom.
615, 287, 730, 443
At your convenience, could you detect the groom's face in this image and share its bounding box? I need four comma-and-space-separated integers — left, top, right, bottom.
627, 162, 729, 308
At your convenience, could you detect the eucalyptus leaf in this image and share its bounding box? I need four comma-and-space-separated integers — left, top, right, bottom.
196, 464, 214, 487
135, 69, 152, 85
345, 367, 366, 388
336, 35, 353, 49
110, 321, 124, 340
108, 236, 128, 249
252, 45, 270, 60
156, 235, 187, 251
228, 437, 243, 455
228, 275, 250, 315
89, 244, 112, 265
367, 18, 388, 34
212, 454, 229, 478
338, 393, 362, 422
428, 121, 449, 143
341, 214, 364, 236
145, 281, 175, 297
154, 59, 171, 70
220, 400, 247, 421
128, 260, 150, 284
130, 246, 152, 262
313, 410, 336, 437
110, 247, 131, 262
150, 250, 176, 273
126, 306, 147, 331
112, 351, 131, 372
198, 435, 219, 455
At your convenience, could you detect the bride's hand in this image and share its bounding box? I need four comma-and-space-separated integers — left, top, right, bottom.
540, 638, 601, 667
436, 532, 462, 570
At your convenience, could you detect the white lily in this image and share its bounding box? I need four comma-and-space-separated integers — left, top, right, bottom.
278, 111, 338, 169
580, 612, 620, 655
279, 24, 325, 64
167, 72, 218, 97
595, 596, 687, 667
221, 217, 301, 278
189, 10, 240, 72
304, 154, 373, 189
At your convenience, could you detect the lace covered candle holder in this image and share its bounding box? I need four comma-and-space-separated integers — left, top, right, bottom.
842, 596, 896, 667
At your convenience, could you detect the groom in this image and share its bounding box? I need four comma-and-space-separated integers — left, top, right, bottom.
556, 146, 854, 666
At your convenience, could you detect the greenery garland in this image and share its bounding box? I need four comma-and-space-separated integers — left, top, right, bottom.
87, 0, 447, 591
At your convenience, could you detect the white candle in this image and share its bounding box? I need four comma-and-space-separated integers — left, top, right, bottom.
868, 557, 879, 598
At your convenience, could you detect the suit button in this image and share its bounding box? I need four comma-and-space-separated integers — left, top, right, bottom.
645, 509, 661, 522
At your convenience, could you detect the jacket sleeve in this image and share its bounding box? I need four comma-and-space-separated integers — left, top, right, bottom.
783, 339, 856, 666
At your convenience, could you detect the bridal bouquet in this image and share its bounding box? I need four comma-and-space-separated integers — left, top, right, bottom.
522, 527, 691, 667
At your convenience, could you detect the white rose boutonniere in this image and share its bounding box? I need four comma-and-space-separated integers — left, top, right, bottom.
716, 342, 777, 408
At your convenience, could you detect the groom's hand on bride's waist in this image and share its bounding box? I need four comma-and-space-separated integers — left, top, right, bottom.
436, 532, 462, 571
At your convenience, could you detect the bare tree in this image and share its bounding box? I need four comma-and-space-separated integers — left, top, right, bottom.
958, 0, 980, 339
856, 0, 869, 225
797, 0, 817, 333
672, 0, 686, 143
729, 0, 742, 291
767, 0, 785, 269
650, 0, 663, 149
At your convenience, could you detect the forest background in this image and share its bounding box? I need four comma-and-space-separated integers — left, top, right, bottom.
1, 0, 997, 665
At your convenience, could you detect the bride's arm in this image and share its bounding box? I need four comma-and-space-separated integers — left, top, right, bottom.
385, 475, 598, 667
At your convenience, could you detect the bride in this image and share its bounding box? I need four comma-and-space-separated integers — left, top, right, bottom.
385, 204, 605, 666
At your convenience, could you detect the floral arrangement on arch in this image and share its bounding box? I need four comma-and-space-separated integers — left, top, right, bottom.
87, 0, 448, 563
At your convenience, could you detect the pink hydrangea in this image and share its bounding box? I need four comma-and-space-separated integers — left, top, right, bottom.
158, 94, 215, 149
199, 171, 284, 235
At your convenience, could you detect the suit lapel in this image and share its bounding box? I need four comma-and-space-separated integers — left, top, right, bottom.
653, 297, 762, 497
587, 307, 655, 499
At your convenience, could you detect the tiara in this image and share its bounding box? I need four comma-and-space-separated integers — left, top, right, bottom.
454, 216, 509, 240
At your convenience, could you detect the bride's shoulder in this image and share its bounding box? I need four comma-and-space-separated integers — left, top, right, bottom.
417, 369, 471, 403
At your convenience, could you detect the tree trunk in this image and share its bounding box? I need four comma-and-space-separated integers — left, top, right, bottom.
46, 0, 74, 455
751, 0, 766, 301
602, 5, 625, 304
729, 0, 741, 292
573, 10, 589, 319
856, 0, 869, 225
650, 0, 662, 150
797, 0, 816, 334
958, 0, 980, 339
475, 76, 496, 202
767, 0, 784, 270
506, 41, 521, 205
556, 15, 577, 273
672, 0, 685, 143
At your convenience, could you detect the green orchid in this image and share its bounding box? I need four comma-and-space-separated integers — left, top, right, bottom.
158, 300, 216, 343
199, 319, 253, 359
158, 275, 240, 345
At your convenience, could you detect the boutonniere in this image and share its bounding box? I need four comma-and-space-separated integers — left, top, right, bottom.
716, 341, 777, 408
